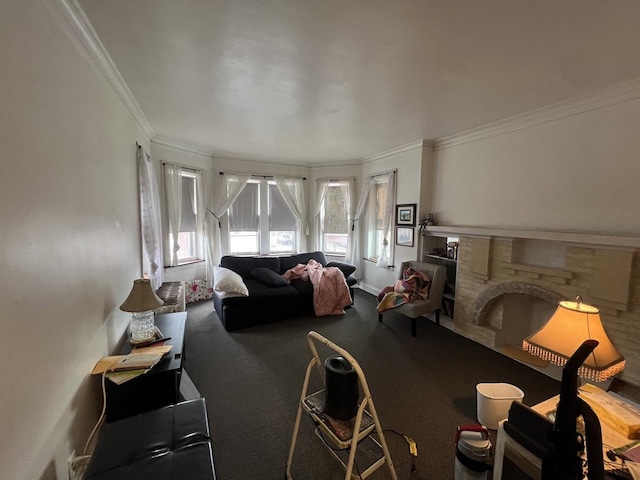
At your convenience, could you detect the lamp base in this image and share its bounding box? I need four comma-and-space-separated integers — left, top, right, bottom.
130, 311, 156, 344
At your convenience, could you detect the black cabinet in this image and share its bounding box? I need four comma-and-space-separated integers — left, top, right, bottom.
105, 312, 187, 423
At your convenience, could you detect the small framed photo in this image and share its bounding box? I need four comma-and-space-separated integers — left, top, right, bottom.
396, 227, 414, 247
396, 203, 416, 227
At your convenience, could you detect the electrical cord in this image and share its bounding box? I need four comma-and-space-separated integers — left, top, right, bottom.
383, 429, 418, 473
305, 415, 362, 477
83, 370, 108, 455
604, 447, 633, 479
68, 371, 108, 480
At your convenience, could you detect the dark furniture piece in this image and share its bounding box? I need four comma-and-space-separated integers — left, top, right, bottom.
105, 312, 186, 422
213, 251, 357, 331
85, 398, 216, 480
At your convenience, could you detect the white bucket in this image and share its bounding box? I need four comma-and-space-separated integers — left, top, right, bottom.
476, 383, 524, 430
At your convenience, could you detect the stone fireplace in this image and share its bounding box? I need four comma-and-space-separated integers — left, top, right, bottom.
423, 227, 640, 387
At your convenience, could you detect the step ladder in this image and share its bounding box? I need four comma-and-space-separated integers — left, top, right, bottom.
285, 331, 397, 480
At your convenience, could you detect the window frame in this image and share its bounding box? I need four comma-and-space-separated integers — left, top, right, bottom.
226, 179, 297, 255
227, 180, 260, 255
320, 182, 349, 256
365, 177, 391, 262
166, 170, 204, 266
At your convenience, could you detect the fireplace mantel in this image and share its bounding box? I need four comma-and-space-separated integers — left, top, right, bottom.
422, 225, 640, 249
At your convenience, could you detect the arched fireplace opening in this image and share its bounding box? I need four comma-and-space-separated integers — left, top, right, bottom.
471, 282, 565, 367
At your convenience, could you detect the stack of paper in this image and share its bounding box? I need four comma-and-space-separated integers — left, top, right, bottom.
91, 345, 172, 384
579, 383, 640, 439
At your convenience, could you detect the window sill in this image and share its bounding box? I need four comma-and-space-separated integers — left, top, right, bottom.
166, 259, 205, 270
363, 257, 395, 268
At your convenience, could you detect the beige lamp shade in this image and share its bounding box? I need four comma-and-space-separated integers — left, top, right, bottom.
120, 279, 164, 313
522, 297, 625, 382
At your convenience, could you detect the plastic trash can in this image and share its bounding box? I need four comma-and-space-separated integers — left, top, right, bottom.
476, 383, 524, 430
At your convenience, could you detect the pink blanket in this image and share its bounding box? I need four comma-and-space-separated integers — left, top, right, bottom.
376, 267, 430, 313
283, 259, 352, 316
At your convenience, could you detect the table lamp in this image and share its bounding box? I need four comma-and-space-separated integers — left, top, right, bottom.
522, 296, 625, 382
520, 296, 625, 480
120, 279, 164, 344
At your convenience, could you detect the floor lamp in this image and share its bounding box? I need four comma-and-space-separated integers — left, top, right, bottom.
521, 296, 625, 480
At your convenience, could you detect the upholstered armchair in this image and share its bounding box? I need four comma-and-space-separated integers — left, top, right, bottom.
378, 261, 447, 337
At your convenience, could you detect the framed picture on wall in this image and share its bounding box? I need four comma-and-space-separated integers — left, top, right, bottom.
396, 203, 416, 226
396, 227, 414, 247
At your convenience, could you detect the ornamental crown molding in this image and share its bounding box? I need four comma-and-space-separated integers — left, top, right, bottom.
434, 77, 640, 150
153, 136, 364, 168
152, 136, 215, 158
361, 139, 433, 164
44, 0, 155, 140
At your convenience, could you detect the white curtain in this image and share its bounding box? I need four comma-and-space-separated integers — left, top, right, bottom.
339, 179, 352, 251
204, 174, 251, 287
311, 179, 331, 251
164, 164, 183, 267
195, 170, 207, 270
375, 171, 396, 268
274, 177, 308, 252
345, 177, 374, 277
137, 146, 164, 290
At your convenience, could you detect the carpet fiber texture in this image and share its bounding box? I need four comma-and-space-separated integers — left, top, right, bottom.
183, 289, 560, 480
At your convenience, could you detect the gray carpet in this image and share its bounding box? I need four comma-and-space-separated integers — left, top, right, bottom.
183, 289, 560, 480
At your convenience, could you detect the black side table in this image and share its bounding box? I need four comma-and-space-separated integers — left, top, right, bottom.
105, 312, 187, 423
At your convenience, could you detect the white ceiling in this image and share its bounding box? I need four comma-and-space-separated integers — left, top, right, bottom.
79, 0, 640, 166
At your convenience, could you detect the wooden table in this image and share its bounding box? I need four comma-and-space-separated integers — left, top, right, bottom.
493, 395, 633, 479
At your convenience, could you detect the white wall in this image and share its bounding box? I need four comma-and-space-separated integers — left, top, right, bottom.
432, 99, 640, 234
0, 3, 148, 480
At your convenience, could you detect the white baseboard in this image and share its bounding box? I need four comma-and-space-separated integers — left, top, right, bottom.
357, 283, 379, 297
179, 369, 201, 401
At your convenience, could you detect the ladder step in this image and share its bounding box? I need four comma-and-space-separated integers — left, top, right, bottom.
314, 430, 385, 480
303, 390, 375, 446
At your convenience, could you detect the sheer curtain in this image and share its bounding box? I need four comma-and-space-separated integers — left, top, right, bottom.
274, 177, 308, 252
195, 170, 207, 269
311, 179, 330, 251
164, 164, 183, 267
339, 179, 353, 252
137, 146, 163, 290
375, 171, 396, 268
204, 174, 250, 286
345, 177, 374, 277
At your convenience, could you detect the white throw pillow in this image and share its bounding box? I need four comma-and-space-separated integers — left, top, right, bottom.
213, 266, 249, 296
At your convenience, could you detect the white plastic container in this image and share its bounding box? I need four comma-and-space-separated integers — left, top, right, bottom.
454, 425, 492, 480
476, 383, 524, 430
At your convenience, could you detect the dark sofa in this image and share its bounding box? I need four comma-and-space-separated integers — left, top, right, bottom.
213, 251, 357, 331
